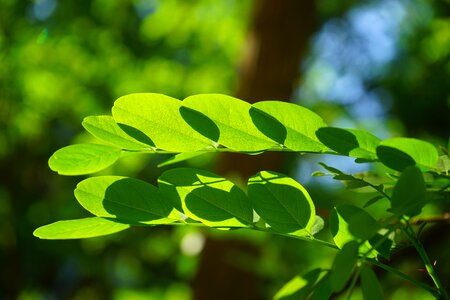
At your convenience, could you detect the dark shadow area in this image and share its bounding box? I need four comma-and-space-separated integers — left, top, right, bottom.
249, 173, 312, 233
117, 123, 156, 148
376, 145, 416, 171
103, 178, 174, 223
179, 106, 220, 143
316, 127, 359, 155
249, 106, 287, 145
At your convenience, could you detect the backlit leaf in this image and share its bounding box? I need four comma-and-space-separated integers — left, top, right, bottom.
376, 138, 439, 171
251, 101, 328, 152
248, 171, 315, 236
316, 127, 380, 160
158, 168, 253, 227
330, 205, 384, 257
82, 115, 154, 150
48, 143, 121, 175
112, 93, 213, 152
33, 217, 130, 239
75, 176, 180, 224
182, 94, 277, 152
274, 268, 323, 300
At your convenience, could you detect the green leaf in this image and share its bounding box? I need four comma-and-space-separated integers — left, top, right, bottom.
158, 168, 253, 227
330, 205, 379, 256
360, 264, 384, 300
82, 115, 154, 150
376, 137, 439, 171
311, 274, 333, 300
248, 171, 315, 236
112, 93, 213, 152
363, 195, 385, 208
48, 144, 122, 175
33, 217, 130, 239
318, 162, 345, 175
274, 268, 323, 300
316, 127, 380, 160
75, 176, 180, 224
251, 101, 328, 152
182, 94, 277, 152
390, 166, 427, 217
157, 151, 209, 167
330, 241, 359, 292
348, 210, 380, 240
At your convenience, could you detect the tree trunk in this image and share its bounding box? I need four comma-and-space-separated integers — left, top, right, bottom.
193, 1, 317, 299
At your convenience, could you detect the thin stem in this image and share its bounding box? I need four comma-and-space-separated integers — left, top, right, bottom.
402, 223, 449, 300
167, 222, 340, 250
251, 226, 340, 250
364, 258, 440, 298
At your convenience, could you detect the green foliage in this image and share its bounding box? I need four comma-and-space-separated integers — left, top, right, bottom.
248, 171, 315, 236
48, 144, 122, 175
38, 93, 450, 299
33, 217, 130, 239
360, 263, 384, 300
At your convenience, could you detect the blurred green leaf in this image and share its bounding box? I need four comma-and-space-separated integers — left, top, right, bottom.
316, 127, 380, 160
112, 93, 213, 152
82, 115, 154, 151
311, 274, 333, 300
330, 241, 359, 292
158, 168, 253, 227
364, 195, 385, 208
182, 94, 277, 152
248, 171, 315, 236
390, 166, 427, 217
33, 217, 130, 239
360, 264, 384, 300
75, 176, 180, 224
251, 101, 328, 152
274, 268, 323, 300
48, 143, 121, 175
376, 138, 439, 171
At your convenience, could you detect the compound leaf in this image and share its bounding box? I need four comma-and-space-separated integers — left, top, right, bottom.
248, 171, 315, 236
376, 138, 439, 171
33, 217, 130, 239
48, 143, 121, 175
112, 93, 213, 152
158, 168, 253, 227
251, 101, 328, 152
182, 94, 277, 152
82, 115, 154, 151
75, 176, 180, 224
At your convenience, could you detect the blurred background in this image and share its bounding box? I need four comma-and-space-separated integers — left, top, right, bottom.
0, 0, 449, 299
